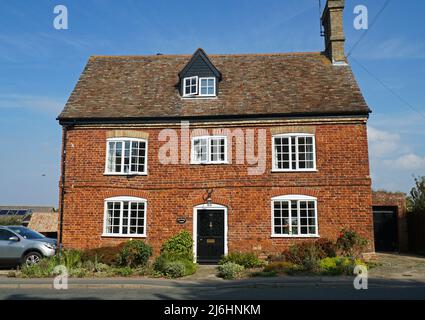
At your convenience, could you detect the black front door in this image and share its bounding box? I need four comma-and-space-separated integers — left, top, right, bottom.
197, 209, 225, 263
373, 207, 398, 252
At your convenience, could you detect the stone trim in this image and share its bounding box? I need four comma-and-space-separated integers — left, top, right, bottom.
106, 130, 149, 139
270, 126, 316, 135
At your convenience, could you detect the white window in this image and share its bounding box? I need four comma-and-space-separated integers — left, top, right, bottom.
183, 76, 198, 96
105, 138, 147, 175
191, 136, 227, 164
271, 195, 318, 237
272, 134, 316, 171
199, 77, 216, 96
103, 196, 147, 237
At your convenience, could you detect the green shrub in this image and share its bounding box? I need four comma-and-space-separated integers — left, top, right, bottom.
282, 239, 339, 272
284, 242, 320, 266
336, 229, 368, 258
180, 259, 197, 275
95, 262, 111, 273
266, 254, 286, 262
161, 230, 193, 261
69, 267, 88, 278
250, 271, 277, 277
264, 261, 298, 274
219, 252, 263, 268
111, 266, 134, 277
21, 250, 85, 278
117, 240, 153, 268
153, 252, 197, 277
163, 261, 186, 278
218, 262, 244, 279
319, 257, 355, 275
154, 231, 197, 278
61, 249, 83, 269
20, 257, 58, 278
315, 238, 337, 258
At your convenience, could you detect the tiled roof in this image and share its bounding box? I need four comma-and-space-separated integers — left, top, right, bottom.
58, 51, 369, 121
27, 212, 58, 233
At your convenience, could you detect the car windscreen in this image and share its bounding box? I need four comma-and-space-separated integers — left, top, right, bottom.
7, 227, 45, 239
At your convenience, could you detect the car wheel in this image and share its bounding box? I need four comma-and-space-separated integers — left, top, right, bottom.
23, 252, 42, 266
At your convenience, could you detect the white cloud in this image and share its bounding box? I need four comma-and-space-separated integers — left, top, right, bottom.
0, 94, 64, 113
383, 153, 425, 170
368, 126, 400, 157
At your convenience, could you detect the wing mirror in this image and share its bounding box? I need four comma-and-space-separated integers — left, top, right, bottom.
8, 236, 19, 242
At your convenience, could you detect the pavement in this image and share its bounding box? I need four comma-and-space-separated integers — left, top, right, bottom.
0, 253, 424, 299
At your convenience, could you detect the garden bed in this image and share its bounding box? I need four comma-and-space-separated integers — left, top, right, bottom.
11, 231, 198, 279
216, 229, 375, 280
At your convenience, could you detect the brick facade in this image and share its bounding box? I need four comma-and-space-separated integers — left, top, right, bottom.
59, 119, 374, 257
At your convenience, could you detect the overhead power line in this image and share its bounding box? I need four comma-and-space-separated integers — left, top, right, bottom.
346, 0, 391, 58
351, 57, 425, 120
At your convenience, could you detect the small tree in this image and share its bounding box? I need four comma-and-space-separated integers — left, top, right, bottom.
407, 176, 425, 212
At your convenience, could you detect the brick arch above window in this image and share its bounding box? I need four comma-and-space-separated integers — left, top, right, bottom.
270, 187, 319, 198
106, 130, 149, 139
270, 126, 316, 135
103, 189, 151, 200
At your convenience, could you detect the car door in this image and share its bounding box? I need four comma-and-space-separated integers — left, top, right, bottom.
0, 229, 24, 264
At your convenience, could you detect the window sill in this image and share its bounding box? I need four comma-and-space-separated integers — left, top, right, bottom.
271, 234, 320, 238
101, 234, 147, 238
103, 172, 148, 176
181, 96, 218, 100
190, 162, 229, 165
271, 169, 318, 173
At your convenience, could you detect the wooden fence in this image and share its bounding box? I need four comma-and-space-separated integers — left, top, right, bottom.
408, 211, 425, 255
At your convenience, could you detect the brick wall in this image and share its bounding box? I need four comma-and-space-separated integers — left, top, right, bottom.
59, 120, 374, 257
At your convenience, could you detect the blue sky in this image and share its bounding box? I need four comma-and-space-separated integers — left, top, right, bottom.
0, 0, 424, 206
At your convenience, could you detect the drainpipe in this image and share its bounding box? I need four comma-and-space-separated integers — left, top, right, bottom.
58, 124, 70, 257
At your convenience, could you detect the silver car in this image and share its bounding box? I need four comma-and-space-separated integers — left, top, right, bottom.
0, 226, 56, 267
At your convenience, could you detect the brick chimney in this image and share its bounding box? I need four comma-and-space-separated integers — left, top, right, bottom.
321, 0, 346, 64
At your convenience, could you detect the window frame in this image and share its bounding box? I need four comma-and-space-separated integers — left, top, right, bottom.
271, 195, 319, 238
272, 133, 317, 172
104, 137, 148, 176
198, 77, 216, 97
102, 196, 147, 238
190, 135, 228, 165
182, 76, 199, 97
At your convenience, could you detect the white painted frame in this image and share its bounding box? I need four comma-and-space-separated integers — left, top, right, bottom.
102, 196, 147, 238
182, 76, 198, 97
192, 203, 228, 263
271, 133, 317, 172
198, 77, 216, 97
190, 135, 228, 165
104, 137, 148, 175
271, 195, 319, 238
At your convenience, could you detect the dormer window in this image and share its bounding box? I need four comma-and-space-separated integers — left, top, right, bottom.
179, 48, 222, 98
199, 78, 216, 96
183, 77, 216, 97
183, 76, 198, 97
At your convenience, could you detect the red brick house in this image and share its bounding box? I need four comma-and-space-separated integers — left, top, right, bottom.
57, 0, 374, 262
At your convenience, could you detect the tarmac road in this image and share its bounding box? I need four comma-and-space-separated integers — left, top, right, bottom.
0, 277, 424, 300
